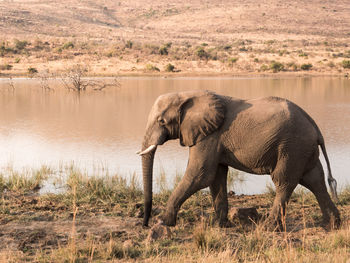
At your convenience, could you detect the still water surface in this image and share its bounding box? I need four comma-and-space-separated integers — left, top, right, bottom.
0, 77, 350, 194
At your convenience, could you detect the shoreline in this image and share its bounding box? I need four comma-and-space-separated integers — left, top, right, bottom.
1, 71, 349, 80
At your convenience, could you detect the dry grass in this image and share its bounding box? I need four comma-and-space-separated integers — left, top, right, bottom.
0, 165, 350, 262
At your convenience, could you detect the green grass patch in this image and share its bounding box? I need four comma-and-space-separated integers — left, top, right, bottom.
145, 64, 160, 72
0, 166, 52, 193
62, 41, 74, 50
269, 61, 284, 72
342, 60, 350, 69
301, 63, 313, 70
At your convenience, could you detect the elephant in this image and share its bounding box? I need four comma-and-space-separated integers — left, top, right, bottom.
137, 90, 340, 228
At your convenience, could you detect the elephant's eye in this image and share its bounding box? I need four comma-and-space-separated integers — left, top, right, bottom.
158, 117, 166, 125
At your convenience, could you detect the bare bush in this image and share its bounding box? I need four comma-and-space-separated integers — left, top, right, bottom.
37, 70, 54, 91
8, 77, 15, 91
60, 64, 120, 92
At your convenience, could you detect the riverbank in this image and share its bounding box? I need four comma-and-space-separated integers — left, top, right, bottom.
1, 167, 350, 262
1, 37, 350, 79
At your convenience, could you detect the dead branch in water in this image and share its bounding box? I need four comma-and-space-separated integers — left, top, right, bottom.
8, 77, 15, 91
37, 70, 54, 91
60, 64, 120, 92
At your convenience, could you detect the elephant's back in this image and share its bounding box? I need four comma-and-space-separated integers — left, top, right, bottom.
220, 96, 318, 174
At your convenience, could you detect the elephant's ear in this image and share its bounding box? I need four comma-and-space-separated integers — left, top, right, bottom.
179, 92, 226, 146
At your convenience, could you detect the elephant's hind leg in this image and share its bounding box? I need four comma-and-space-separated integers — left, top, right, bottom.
300, 160, 340, 229
209, 165, 229, 226
267, 159, 301, 229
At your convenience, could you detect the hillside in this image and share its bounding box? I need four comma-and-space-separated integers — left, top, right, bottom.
0, 0, 350, 76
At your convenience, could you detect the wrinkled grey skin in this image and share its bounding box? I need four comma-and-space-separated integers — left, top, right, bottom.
140, 90, 340, 228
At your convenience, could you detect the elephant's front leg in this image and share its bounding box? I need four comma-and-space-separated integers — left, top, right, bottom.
209, 165, 229, 226
162, 140, 220, 226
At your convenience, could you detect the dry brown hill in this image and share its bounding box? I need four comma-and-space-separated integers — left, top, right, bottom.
2, 0, 349, 43
1, 1, 350, 76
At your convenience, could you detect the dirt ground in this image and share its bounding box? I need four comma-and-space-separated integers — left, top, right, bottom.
1, 189, 349, 261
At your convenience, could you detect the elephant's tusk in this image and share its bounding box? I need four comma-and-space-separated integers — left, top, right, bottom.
137, 145, 157, 155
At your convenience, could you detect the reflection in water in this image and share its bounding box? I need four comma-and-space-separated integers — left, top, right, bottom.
0, 77, 350, 194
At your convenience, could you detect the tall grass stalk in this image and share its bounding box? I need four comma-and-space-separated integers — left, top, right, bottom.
69, 183, 78, 263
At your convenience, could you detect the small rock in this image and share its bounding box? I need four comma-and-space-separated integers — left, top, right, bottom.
229, 207, 260, 223
146, 221, 171, 243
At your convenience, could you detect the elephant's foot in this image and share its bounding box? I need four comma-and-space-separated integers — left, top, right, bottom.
161, 210, 177, 226
322, 214, 341, 231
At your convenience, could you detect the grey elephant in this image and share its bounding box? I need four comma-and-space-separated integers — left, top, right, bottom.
137, 90, 340, 228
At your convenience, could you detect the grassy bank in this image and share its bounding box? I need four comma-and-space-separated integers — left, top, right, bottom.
0, 166, 350, 262
1, 38, 350, 78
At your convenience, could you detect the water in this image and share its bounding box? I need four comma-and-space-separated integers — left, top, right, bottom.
1, 77, 350, 194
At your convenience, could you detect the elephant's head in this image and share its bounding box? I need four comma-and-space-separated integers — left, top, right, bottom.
138, 90, 226, 226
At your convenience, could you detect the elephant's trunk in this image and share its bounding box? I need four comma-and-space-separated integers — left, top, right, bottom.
141, 139, 156, 227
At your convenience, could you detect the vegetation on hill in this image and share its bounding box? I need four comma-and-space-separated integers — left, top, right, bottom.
0, 1, 349, 76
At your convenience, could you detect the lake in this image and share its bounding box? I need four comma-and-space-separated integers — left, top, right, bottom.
1, 77, 350, 194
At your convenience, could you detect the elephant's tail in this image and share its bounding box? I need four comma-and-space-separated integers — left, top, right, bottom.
319, 140, 339, 202
296, 102, 339, 202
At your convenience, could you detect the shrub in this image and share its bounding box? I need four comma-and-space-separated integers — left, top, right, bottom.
165, 63, 175, 72
287, 62, 298, 71
62, 42, 74, 50
0, 42, 15, 56
260, 64, 269, 71
342, 60, 350, 69
269, 61, 284, 72
159, 45, 169, 55
228, 57, 238, 63
228, 57, 238, 66
15, 58, 20, 63
27, 67, 38, 74
14, 39, 28, 50
125, 40, 133, 49
33, 39, 44, 50
265, 40, 276, 45
279, 49, 289, 56
196, 47, 210, 60
298, 50, 308, 57
301, 63, 313, 70
0, 64, 13, 70
55, 47, 63, 53
145, 64, 160, 72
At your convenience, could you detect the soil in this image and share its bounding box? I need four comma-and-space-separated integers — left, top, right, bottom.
1, 190, 349, 260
